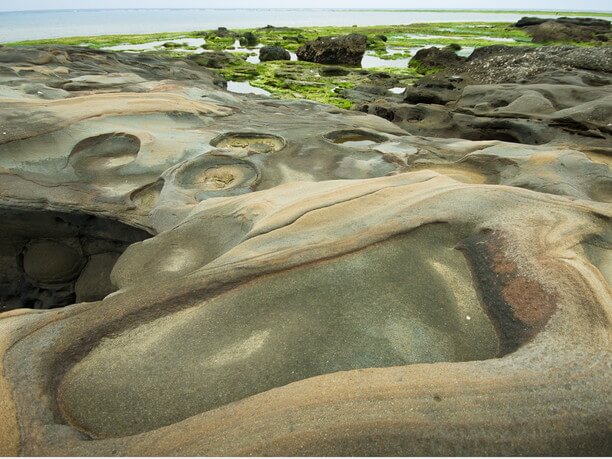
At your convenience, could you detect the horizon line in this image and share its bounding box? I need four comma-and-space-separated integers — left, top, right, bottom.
2, 7, 611, 14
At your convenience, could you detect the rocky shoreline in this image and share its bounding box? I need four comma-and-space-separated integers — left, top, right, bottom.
0, 18, 610, 456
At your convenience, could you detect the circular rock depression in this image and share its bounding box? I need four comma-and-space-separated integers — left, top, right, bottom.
69, 132, 141, 174
174, 155, 260, 201
324, 129, 388, 148
210, 132, 286, 153
58, 224, 500, 438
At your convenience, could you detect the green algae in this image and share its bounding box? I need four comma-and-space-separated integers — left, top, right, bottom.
6, 21, 608, 109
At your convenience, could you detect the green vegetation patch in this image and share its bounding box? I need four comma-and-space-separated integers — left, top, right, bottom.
5, 20, 609, 108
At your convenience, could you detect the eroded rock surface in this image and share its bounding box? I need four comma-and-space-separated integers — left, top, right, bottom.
359, 45, 612, 149
0, 45, 610, 456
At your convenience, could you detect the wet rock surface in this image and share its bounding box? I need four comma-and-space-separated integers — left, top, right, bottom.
0, 45, 610, 456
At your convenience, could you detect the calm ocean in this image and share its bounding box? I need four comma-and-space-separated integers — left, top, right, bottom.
0, 8, 607, 43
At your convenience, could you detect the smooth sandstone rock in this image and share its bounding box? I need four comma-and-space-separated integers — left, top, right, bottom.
0, 45, 609, 456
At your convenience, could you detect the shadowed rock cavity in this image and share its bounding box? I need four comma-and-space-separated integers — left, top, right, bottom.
325, 129, 388, 148
0, 208, 151, 311
58, 224, 499, 438
69, 132, 141, 175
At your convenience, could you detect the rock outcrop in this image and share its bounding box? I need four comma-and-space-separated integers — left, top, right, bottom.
0, 45, 610, 457
514, 16, 611, 43
259, 45, 291, 61
359, 45, 612, 147
408, 45, 466, 73
239, 31, 258, 47
297, 33, 368, 65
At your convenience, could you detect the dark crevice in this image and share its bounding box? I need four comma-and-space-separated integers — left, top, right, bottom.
0, 207, 151, 312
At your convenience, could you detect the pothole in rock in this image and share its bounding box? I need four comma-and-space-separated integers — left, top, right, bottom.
0, 208, 151, 311
210, 132, 286, 153
58, 224, 500, 438
325, 129, 388, 149
68, 132, 140, 175
128, 179, 164, 213
175, 155, 259, 198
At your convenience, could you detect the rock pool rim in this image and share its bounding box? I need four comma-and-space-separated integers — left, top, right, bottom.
324, 128, 389, 145
209, 131, 287, 152
173, 154, 261, 191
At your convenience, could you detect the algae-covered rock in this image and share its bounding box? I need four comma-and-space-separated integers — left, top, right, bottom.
259, 45, 291, 61
297, 33, 368, 66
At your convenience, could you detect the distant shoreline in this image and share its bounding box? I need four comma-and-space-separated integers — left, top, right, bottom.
1, 8, 611, 16
2, 9, 610, 43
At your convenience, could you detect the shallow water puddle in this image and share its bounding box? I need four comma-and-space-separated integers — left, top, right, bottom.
362, 52, 411, 69
226, 80, 270, 96
104, 37, 206, 53
336, 138, 379, 148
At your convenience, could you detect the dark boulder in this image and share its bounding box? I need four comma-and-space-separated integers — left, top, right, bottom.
514, 16, 611, 43
259, 46, 291, 62
296, 34, 368, 66
214, 27, 235, 38
515, 16, 610, 29
409, 46, 466, 73
514, 17, 550, 27
239, 32, 258, 47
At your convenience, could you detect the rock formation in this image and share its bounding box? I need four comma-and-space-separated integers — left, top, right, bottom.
259, 45, 291, 61
514, 16, 611, 43
0, 45, 610, 456
359, 45, 612, 148
408, 46, 466, 73
297, 33, 368, 65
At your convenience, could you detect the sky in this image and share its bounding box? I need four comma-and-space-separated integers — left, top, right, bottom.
0, 0, 608, 12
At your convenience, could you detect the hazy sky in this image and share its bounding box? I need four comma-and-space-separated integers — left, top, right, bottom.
0, 0, 608, 12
